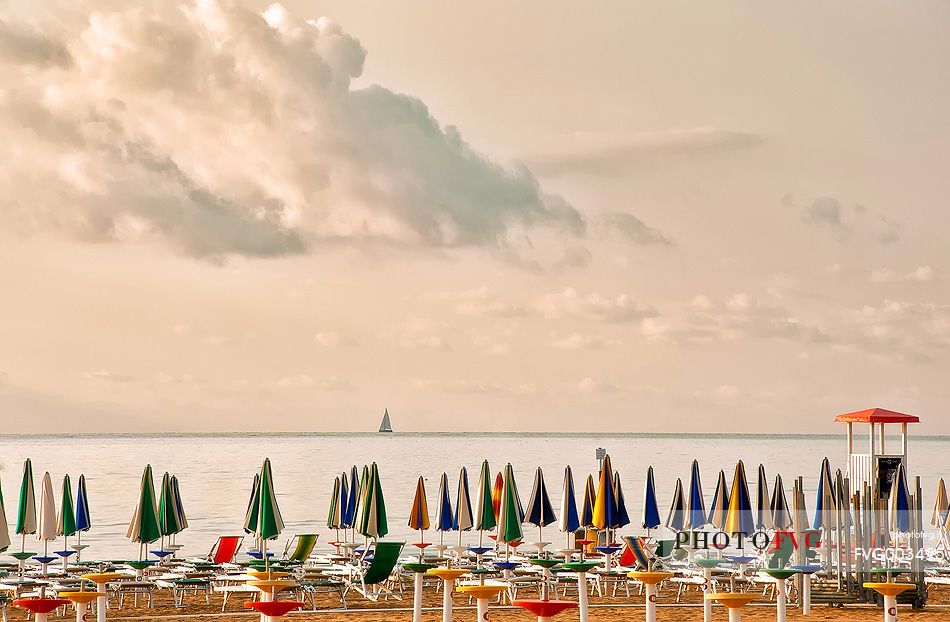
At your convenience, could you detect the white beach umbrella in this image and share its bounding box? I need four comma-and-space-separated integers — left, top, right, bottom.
0, 480, 10, 552
37, 472, 58, 545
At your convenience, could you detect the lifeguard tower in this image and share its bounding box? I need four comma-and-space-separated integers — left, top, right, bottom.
835, 407, 919, 498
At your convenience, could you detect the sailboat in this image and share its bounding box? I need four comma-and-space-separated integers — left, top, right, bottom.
378, 409, 394, 433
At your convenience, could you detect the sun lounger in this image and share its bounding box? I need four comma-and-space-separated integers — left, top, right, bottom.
282, 534, 319, 564
205, 535, 244, 565
347, 541, 405, 601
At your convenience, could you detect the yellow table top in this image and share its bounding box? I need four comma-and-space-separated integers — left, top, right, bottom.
456, 583, 508, 598
705, 592, 757, 608
863, 583, 915, 598
58, 592, 105, 605
428, 567, 469, 581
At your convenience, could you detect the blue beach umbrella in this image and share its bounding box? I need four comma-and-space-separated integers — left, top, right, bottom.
707, 470, 729, 529
338, 472, 350, 529
755, 465, 771, 531
559, 466, 580, 545
642, 467, 660, 531
771, 474, 792, 530
344, 465, 359, 531
75, 474, 91, 534
890, 462, 911, 534
724, 460, 754, 536
666, 478, 686, 532
454, 467, 474, 546
435, 472, 455, 545
813, 457, 836, 531
686, 460, 706, 529
526, 467, 557, 541
614, 472, 631, 529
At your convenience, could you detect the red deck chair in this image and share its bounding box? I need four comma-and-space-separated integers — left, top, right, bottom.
208, 535, 244, 564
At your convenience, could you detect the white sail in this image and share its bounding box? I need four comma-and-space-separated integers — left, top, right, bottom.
378, 409, 393, 433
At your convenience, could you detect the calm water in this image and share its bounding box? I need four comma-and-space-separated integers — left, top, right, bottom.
0, 433, 947, 559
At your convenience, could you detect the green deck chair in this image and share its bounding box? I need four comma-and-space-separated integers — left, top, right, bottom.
283, 534, 319, 563
349, 541, 405, 602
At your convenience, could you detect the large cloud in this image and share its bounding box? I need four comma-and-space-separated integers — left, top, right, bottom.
0, 1, 588, 261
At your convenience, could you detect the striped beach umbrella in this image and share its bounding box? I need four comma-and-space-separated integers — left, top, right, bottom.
686, 460, 706, 529
593, 455, 620, 531
724, 460, 754, 535
435, 473, 454, 543
359, 462, 388, 540
492, 472, 504, 521
666, 478, 686, 531
243, 473, 260, 534
454, 467, 474, 541
159, 472, 183, 539
343, 466, 359, 529
889, 462, 911, 533
337, 472, 350, 530
559, 466, 580, 544
581, 474, 596, 528
58, 474, 77, 553
16, 458, 37, 550
641, 467, 660, 531
171, 475, 187, 532
253, 458, 285, 542
755, 465, 771, 531
354, 465, 370, 534
474, 460, 496, 534
707, 470, 729, 529
525, 467, 556, 541
771, 474, 792, 530
813, 457, 836, 531
933, 479, 949, 527
127, 465, 161, 555
327, 476, 344, 530
408, 476, 430, 538
0, 480, 9, 552
497, 463, 523, 545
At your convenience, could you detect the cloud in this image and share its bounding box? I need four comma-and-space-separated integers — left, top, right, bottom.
314, 331, 358, 347
275, 374, 354, 390
0, 1, 589, 264
83, 369, 134, 382
598, 212, 672, 247
533, 287, 656, 323
412, 378, 535, 395
839, 299, 950, 363
530, 127, 764, 178
803, 197, 847, 231
382, 317, 452, 351
870, 266, 935, 283
549, 333, 621, 349
784, 195, 900, 244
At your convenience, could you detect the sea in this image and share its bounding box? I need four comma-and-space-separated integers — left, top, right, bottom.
0, 433, 947, 560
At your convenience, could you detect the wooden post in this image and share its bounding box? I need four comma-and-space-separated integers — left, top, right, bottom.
844, 478, 853, 594
880, 423, 886, 455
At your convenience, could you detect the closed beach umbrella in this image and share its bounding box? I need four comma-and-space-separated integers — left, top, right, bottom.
492, 472, 504, 521
686, 460, 706, 529
16, 458, 37, 550
244, 473, 260, 533
932, 479, 949, 527
581, 474, 596, 528
667, 478, 686, 531
359, 462, 388, 540
724, 461, 754, 535
344, 466, 359, 529
559, 466, 580, 543
408, 476, 430, 539
337, 472, 350, 530
593, 455, 620, 531
74, 474, 91, 553
435, 473, 454, 544
889, 462, 911, 533
127, 465, 161, 558
813, 458, 836, 531
354, 465, 370, 534
159, 472, 183, 539
171, 475, 187, 531
0, 481, 10, 552
614, 472, 631, 529
771, 474, 792, 530
707, 470, 729, 529
641, 467, 660, 530
454, 467, 474, 540
253, 458, 285, 541
525, 467, 556, 541
58, 474, 77, 557
497, 463, 523, 545
474, 461, 496, 534
37, 472, 57, 562
327, 476, 344, 530
755, 465, 771, 531
834, 469, 852, 528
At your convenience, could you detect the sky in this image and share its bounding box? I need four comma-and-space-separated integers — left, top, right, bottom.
1, 1, 949, 433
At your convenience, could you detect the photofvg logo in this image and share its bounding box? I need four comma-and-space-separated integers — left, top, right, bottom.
673, 530, 821, 552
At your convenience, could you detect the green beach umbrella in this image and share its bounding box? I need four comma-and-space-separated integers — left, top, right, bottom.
358, 462, 388, 540
474, 460, 496, 532
58, 474, 77, 539
16, 458, 37, 547
159, 472, 183, 538
327, 476, 344, 530
354, 465, 370, 535
0, 480, 10, 552
253, 458, 285, 542
243, 473, 260, 534
127, 465, 161, 553
497, 463, 523, 545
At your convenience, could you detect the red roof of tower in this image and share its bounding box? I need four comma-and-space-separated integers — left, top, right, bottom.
834, 408, 919, 424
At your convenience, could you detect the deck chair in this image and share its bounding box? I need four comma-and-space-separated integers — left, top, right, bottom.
207, 535, 244, 564
282, 534, 319, 564
347, 541, 405, 601
622, 536, 654, 570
